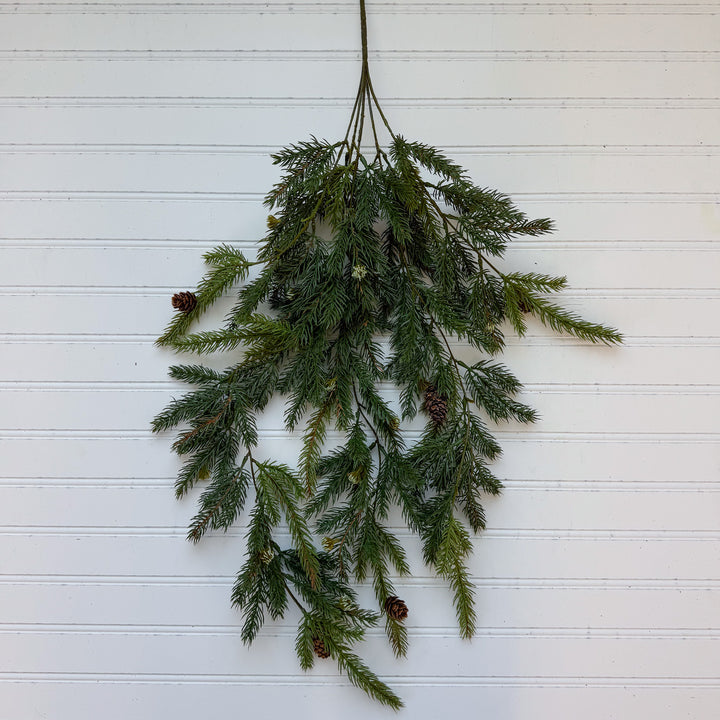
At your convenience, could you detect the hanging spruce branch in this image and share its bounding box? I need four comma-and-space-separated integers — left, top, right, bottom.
152, 0, 621, 709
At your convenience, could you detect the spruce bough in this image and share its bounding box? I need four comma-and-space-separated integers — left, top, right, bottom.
153, 0, 621, 708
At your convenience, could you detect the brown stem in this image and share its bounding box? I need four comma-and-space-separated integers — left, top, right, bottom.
365, 86, 383, 160
352, 384, 383, 451
336, 509, 363, 576
343, 77, 365, 147
175, 396, 232, 447
359, 0, 369, 68
354, 0, 394, 151
366, 74, 395, 138
188, 469, 242, 541
284, 580, 308, 613
421, 182, 507, 277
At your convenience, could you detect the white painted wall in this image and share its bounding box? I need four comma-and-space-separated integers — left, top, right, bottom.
2, 2, 719, 718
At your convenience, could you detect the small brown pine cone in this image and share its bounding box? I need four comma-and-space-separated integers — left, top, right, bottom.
171, 291, 197, 314
424, 385, 448, 427
312, 636, 331, 659
384, 595, 409, 622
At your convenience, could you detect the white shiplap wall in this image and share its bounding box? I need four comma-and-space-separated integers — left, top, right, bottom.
2, 2, 719, 717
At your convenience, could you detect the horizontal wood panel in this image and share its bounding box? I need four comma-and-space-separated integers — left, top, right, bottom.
2, 533, 718, 578
1, 436, 714, 482
5, 59, 720, 99
4, 582, 717, 630
2, 683, 718, 720
1, 105, 716, 146
1, 386, 718, 434
2, 486, 718, 532
3, 150, 718, 195
4, 12, 719, 52
4, 630, 719, 678
1, 293, 716, 337
3, 0, 714, 9
2, 342, 720, 386
2, 245, 718, 291
494, 247, 720, 289
3, 199, 718, 242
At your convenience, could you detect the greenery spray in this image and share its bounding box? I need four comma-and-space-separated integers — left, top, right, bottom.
153, 0, 621, 708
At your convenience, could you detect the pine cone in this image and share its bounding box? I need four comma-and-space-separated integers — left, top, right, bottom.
171, 291, 197, 314
384, 596, 409, 622
312, 636, 331, 659
424, 385, 448, 427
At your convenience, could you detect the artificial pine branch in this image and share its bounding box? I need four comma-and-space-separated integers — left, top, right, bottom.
153, 0, 621, 708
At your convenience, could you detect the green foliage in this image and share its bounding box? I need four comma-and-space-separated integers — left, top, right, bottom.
152, 25, 621, 708
156, 244, 252, 347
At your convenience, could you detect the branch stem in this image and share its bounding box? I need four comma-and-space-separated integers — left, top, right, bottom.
284, 580, 307, 613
